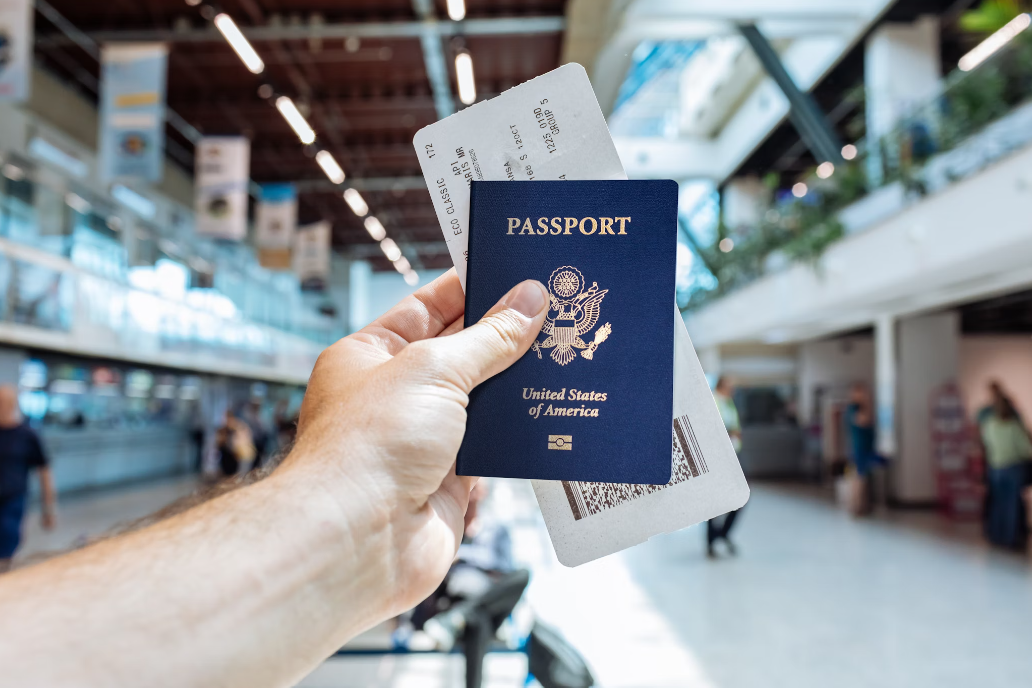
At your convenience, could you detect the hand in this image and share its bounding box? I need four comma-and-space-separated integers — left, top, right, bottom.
41, 509, 56, 531
283, 269, 547, 620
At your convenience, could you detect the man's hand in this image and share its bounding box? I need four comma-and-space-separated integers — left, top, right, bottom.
0, 269, 548, 688
283, 269, 548, 619
41, 509, 55, 531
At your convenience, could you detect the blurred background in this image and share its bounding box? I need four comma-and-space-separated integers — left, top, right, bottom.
2, 0, 1032, 686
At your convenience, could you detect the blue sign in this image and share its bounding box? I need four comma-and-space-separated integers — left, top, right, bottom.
98, 44, 168, 184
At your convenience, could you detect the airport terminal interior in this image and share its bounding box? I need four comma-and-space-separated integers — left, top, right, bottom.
3, 0, 1032, 686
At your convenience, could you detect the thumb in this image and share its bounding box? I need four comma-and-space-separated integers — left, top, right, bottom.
422, 279, 548, 393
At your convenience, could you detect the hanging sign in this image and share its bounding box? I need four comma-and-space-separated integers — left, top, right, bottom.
0, 0, 33, 103
294, 220, 331, 292
255, 183, 297, 269
194, 136, 250, 241
98, 43, 168, 183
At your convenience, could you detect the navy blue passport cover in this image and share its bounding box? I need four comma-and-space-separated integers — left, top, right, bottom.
459, 180, 677, 484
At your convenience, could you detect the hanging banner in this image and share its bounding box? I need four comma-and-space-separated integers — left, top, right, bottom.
194, 136, 250, 241
0, 0, 33, 103
98, 43, 168, 183
255, 183, 297, 269
294, 220, 331, 292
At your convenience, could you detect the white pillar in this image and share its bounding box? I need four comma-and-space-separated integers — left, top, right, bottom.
896, 311, 960, 503
864, 16, 942, 184
348, 259, 372, 333
874, 315, 897, 457
722, 176, 769, 233
696, 345, 721, 380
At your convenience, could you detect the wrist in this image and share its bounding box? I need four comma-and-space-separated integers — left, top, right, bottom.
269, 446, 398, 631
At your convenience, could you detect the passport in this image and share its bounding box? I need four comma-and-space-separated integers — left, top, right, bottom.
459, 180, 678, 483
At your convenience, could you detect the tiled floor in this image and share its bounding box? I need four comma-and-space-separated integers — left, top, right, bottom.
14, 478, 1032, 688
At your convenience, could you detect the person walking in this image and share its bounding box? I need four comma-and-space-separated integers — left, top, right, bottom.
980, 392, 1032, 549
0, 384, 56, 572
708, 376, 742, 557
215, 408, 255, 478
845, 383, 887, 515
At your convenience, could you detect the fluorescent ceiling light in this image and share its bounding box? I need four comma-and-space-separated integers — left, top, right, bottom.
64, 193, 91, 214
959, 13, 1031, 71
393, 256, 412, 273
380, 237, 402, 262
315, 150, 345, 184
111, 184, 156, 218
447, 0, 466, 21
276, 96, 316, 144
214, 13, 265, 74
343, 188, 368, 216
364, 216, 386, 241
29, 137, 88, 178
404, 271, 419, 286
455, 51, 476, 105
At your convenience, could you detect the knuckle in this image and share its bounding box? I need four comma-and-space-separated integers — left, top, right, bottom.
480, 311, 526, 353
400, 339, 442, 371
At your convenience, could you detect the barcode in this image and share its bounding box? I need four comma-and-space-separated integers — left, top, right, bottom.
673, 414, 709, 478
562, 413, 710, 520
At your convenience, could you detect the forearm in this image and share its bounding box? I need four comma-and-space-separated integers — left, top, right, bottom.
39, 468, 56, 510
0, 462, 393, 688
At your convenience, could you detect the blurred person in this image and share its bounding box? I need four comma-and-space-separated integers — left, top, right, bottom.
241, 401, 270, 471
0, 271, 549, 687
845, 382, 887, 515
215, 408, 255, 478
0, 384, 56, 572
980, 392, 1032, 550
707, 376, 742, 557
977, 380, 1019, 427
273, 398, 298, 450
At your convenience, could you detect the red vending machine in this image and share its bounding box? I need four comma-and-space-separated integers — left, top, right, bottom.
930, 383, 984, 519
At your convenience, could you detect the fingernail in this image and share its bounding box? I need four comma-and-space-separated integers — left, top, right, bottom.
504, 280, 547, 317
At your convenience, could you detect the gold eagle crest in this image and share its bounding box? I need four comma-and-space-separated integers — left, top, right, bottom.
533, 266, 612, 366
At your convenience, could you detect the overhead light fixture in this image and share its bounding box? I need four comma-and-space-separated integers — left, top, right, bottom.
64, 192, 91, 214
455, 51, 476, 105
364, 216, 386, 241
380, 237, 402, 262
343, 188, 369, 216
404, 271, 419, 286
111, 184, 157, 218
792, 182, 808, 198
393, 256, 412, 273
816, 162, 835, 179
276, 96, 316, 144
213, 13, 265, 74
315, 150, 345, 184
841, 144, 858, 161
959, 13, 1031, 71
29, 137, 88, 178
447, 0, 466, 21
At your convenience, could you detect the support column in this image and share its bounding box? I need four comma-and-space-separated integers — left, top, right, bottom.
864, 16, 942, 184
895, 311, 960, 504
348, 260, 372, 333
722, 176, 769, 233
874, 314, 897, 458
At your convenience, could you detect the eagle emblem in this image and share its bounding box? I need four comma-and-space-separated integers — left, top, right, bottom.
532, 266, 612, 366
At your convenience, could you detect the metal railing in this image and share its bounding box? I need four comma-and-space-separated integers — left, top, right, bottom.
682, 30, 1032, 310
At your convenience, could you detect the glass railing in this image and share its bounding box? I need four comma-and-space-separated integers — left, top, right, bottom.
681, 29, 1032, 310
0, 167, 345, 347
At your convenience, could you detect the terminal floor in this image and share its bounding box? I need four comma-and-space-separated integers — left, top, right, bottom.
15, 478, 1032, 688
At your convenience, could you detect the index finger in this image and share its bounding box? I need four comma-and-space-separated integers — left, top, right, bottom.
353, 269, 466, 355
